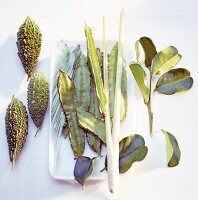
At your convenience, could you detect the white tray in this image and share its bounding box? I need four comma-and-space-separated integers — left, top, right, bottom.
49, 40, 135, 181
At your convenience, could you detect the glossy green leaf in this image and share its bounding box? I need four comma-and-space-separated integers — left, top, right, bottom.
74, 156, 94, 188
135, 37, 157, 68
102, 134, 148, 174
74, 48, 90, 111
151, 46, 182, 76
57, 70, 85, 157
129, 62, 149, 102
77, 107, 106, 144
108, 42, 128, 122
162, 130, 181, 167
119, 135, 148, 173
155, 68, 193, 95
85, 25, 106, 114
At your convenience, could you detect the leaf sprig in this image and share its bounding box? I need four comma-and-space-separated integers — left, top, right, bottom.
130, 37, 193, 136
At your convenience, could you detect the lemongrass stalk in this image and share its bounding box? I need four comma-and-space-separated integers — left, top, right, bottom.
103, 16, 118, 193
111, 9, 124, 193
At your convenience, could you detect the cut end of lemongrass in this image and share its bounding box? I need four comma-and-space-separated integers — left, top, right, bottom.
12, 161, 15, 169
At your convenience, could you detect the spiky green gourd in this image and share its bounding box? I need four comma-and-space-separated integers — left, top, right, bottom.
28, 70, 49, 135
17, 16, 42, 79
5, 96, 28, 167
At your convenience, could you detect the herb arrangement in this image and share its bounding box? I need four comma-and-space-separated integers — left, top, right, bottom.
50, 11, 194, 192
52, 12, 149, 191
3, 12, 193, 195
5, 17, 49, 167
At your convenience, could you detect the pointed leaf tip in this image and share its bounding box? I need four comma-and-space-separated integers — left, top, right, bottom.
74, 156, 94, 187
162, 129, 181, 167
136, 37, 157, 68
151, 46, 181, 77
129, 62, 149, 102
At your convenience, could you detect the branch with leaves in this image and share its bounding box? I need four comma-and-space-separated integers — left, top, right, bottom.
130, 37, 193, 136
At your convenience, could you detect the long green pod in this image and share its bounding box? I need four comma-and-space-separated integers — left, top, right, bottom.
52, 45, 80, 138
108, 42, 127, 122
85, 25, 106, 114
89, 78, 101, 118
57, 69, 84, 157
85, 41, 104, 154
73, 48, 102, 155
74, 50, 90, 110
88, 75, 103, 155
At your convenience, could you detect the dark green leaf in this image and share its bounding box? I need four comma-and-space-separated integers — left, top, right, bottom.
74, 156, 94, 188
102, 134, 148, 174
129, 62, 149, 102
119, 135, 148, 173
155, 68, 193, 95
162, 130, 181, 167
136, 37, 157, 68
151, 46, 182, 76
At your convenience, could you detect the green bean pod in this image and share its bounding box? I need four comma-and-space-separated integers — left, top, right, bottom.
52, 45, 80, 138
74, 51, 90, 110
73, 49, 102, 155
57, 69, 84, 157
87, 48, 103, 155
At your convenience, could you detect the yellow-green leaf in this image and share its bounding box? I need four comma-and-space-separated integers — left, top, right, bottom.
162, 129, 181, 167
151, 46, 182, 76
77, 107, 106, 144
85, 25, 106, 114
108, 42, 128, 122
129, 62, 149, 102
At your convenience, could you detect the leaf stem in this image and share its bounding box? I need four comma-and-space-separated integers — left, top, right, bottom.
146, 101, 153, 136
146, 70, 154, 136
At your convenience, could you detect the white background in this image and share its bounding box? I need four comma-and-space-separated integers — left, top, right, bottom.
0, 0, 198, 199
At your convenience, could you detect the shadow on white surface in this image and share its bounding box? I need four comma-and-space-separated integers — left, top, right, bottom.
0, 36, 26, 97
